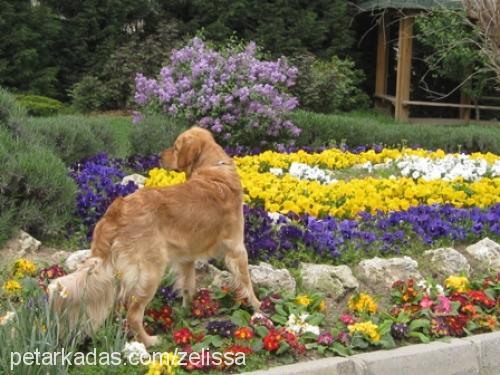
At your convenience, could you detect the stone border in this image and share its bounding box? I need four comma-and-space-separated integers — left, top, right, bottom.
244, 331, 500, 375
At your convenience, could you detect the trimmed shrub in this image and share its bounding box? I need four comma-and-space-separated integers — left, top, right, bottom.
292, 110, 500, 153
0, 133, 77, 244
291, 55, 370, 113
25, 115, 119, 164
69, 76, 106, 113
0, 87, 27, 136
16, 95, 63, 116
129, 115, 189, 156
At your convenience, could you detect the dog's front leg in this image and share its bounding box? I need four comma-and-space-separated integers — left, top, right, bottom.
177, 261, 196, 308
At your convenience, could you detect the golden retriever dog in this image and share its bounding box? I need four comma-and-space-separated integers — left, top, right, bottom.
48, 127, 260, 347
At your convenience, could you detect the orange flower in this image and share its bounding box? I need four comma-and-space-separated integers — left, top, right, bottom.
234, 327, 254, 340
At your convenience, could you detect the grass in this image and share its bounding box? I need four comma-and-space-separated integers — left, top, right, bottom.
99, 115, 133, 158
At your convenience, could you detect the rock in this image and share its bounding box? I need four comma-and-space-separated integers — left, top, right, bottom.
465, 238, 500, 272
2, 230, 41, 256
121, 174, 146, 188
423, 247, 471, 277
65, 249, 91, 271
357, 256, 422, 289
209, 262, 296, 294
300, 263, 359, 299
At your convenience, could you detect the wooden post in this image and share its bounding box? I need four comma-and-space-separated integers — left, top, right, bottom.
395, 15, 414, 122
459, 90, 471, 123
375, 13, 389, 104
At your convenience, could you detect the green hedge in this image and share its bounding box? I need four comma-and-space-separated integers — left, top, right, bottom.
292, 111, 500, 153
25, 115, 120, 164
16, 94, 63, 116
0, 129, 77, 245
129, 114, 188, 156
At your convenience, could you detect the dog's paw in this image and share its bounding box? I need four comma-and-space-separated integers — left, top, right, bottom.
142, 335, 160, 348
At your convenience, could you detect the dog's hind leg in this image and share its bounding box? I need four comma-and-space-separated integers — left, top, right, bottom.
224, 244, 260, 310
177, 261, 196, 308
125, 263, 166, 347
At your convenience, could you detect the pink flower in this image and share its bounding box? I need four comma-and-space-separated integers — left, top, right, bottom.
420, 295, 433, 309
434, 296, 452, 315
340, 314, 356, 325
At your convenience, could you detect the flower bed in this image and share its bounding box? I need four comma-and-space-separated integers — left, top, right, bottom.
0, 258, 498, 374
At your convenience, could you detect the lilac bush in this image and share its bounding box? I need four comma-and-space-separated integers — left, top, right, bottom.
134, 37, 300, 147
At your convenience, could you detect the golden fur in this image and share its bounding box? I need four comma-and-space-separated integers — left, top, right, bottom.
49, 127, 260, 347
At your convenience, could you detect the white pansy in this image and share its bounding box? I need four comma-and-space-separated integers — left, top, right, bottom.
286, 312, 320, 336
267, 212, 287, 224
288, 162, 337, 184
416, 279, 444, 296
269, 167, 284, 176
122, 341, 149, 362
396, 154, 495, 182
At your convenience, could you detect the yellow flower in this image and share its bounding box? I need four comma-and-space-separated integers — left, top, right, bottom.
146, 352, 179, 375
348, 293, 377, 314
2, 279, 22, 297
445, 275, 470, 293
348, 321, 381, 343
318, 300, 326, 312
12, 258, 37, 278
144, 149, 500, 219
295, 295, 311, 307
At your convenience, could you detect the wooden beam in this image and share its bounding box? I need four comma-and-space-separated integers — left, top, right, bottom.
375, 13, 389, 98
394, 16, 414, 122
403, 100, 500, 111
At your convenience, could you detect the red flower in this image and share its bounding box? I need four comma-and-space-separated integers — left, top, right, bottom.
263, 329, 282, 352
282, 330, 305, 354
446, 314, 469, 336
234, 327, 254, 340
467, 290, 496, 309
225, 344, 252, 355
174, 327, 194, 345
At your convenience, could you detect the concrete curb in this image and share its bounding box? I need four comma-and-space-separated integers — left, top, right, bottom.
244, 331, 500, 375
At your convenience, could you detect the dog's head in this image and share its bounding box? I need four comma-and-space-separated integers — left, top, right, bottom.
160, 127, 215, 177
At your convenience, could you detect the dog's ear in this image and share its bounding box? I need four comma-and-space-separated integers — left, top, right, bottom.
176, 134, 202, 174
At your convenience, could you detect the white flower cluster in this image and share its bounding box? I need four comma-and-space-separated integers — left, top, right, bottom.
286, 313, 320, 336
397, 154, 499, 181
122, 341, 149, 362
270, 162, 337, 184
417, 279, 444, 296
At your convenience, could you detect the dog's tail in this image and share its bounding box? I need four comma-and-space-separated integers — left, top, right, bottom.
49, 204, 122, 333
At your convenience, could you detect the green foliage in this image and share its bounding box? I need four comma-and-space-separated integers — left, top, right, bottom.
156, 0, 354, 59
69, 76, 107, 113
292, 54, 369, 113
24, 115, 120, 164
416, 9, 492, 99
90, 21, 182, 110
0, 2, 61, 98
0, 87, 27, 137
292, 110, 500, 153
129, 114, 189, 156
0, 139, 77, 244
16, 95, 63, 117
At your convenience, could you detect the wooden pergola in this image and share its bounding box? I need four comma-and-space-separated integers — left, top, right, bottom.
359, 0, 500, 123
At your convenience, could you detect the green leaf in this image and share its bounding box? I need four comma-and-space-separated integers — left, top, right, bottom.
409, 331, 430, 343
271, 314, 287, 325
276, 341, 290, 355
251, 340, 263, 352
331, 342, 351, 357
409, 319, 430, 332
231, 309, 251, 326
255, 326, 269, 338
307, 313, 325, 326
275, 304, 287, 316
211, 335, 224, 348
